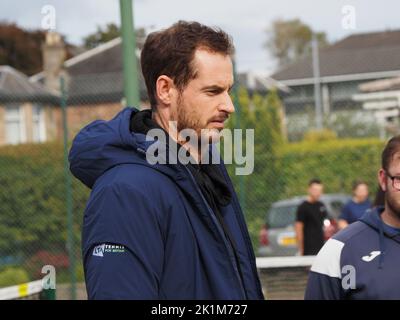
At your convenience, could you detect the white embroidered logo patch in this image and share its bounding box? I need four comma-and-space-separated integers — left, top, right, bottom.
362, 251, 381, 262
93, 244, 105, 257
93, 244, 126, 257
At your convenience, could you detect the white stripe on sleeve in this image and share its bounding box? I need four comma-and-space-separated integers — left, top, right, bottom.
311, 238, 344, 279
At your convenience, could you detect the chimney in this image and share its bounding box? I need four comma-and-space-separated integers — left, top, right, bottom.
42, 31, 66, 93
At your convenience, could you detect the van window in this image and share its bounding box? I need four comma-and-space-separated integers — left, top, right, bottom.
329, 200, 346, 218
268, 205, 298, 228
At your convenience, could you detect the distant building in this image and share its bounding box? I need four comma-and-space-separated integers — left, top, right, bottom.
0, 65, 57, 145
272, 29, 400, 116
30, 32, 148, 140
353, 76, 400, 138
2, 30, 287, 146
29, 32, 288, 142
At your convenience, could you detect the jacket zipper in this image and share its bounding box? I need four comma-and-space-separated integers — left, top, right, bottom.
182, 165, 247, 299
137, 146, 247, 298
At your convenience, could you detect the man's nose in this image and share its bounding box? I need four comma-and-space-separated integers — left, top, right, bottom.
220, 94, 235, 114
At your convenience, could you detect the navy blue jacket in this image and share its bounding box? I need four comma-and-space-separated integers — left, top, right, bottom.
305, 207, 400, 299
69, 107, 264, 300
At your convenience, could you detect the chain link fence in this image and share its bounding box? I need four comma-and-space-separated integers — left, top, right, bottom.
0, 68, 398, 299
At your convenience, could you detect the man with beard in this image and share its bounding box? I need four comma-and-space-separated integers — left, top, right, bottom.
305, 135, 400, 299
68, 21, 263, 300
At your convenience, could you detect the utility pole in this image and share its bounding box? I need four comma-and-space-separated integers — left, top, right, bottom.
60, 76, 75, 300
312, 33, 323, 130
119, 0, 140, 107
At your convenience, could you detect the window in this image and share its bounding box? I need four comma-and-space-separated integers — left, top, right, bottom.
5, 105, 26, 145
329, 200, 347, 219
32, 105, 46, 143
268, 204, 298, 228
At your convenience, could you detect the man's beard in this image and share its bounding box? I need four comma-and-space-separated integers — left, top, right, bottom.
176, 98, 202, 134
173, 95, 223, 151
385, 188, 400, 219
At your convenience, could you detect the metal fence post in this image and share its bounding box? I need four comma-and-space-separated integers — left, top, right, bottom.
120, 0, 140, 107
60, 76, 76, 300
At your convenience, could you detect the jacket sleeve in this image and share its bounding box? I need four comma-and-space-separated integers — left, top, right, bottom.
83, 183, 165, 299
304, 238, 346, 300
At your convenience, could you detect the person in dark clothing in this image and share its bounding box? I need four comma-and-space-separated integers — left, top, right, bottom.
69, 21, 263, 300
295, 179, 328, 255
129, 109, 233, 216
130, 109, 242, 281
338, 180, 371, 229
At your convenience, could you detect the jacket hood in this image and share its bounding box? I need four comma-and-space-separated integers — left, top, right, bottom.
69, 107, 179, 189
360, 207, 400, 239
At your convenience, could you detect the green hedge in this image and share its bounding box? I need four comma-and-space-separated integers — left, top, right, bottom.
0, 142, 88, 281
280, 138, 384, 197
0, 267, 29, 287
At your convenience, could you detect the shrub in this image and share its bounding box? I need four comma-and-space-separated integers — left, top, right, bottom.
0, 267, 30, 287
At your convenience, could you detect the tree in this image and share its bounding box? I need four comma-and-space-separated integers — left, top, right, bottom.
0, 23, 45, 76
83, 23, 121, 49
266, 18, 328, 67
0, 143, 88, 278
252, 89, 286, 210
83, 23, 147, 50
225, 88, 286, 249
0, 22, 75, 76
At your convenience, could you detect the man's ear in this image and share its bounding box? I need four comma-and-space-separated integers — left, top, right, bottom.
156, 75, 174, 106
378, 169, 387, 192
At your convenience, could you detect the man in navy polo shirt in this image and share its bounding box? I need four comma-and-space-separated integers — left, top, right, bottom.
338, 181, 371, 230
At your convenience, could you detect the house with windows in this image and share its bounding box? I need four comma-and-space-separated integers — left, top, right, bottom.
0, 65, 58, 145
272, 29, 400, 115
28, 32, 287, 142
270, 29, 400, 139
28, 32, 149, 141
1, 30, 287, 146
0, 32, 146, 146
353, 76, 400, 138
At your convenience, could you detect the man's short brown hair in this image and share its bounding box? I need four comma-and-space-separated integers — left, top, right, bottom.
308, 178, 322, 186
382, 135, 400, 171
140, 21, 235, 108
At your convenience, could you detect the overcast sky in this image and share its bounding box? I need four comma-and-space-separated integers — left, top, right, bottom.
2, 0, 400, 74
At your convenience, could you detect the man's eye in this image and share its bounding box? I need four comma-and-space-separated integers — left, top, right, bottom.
207, 90, 219, 95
